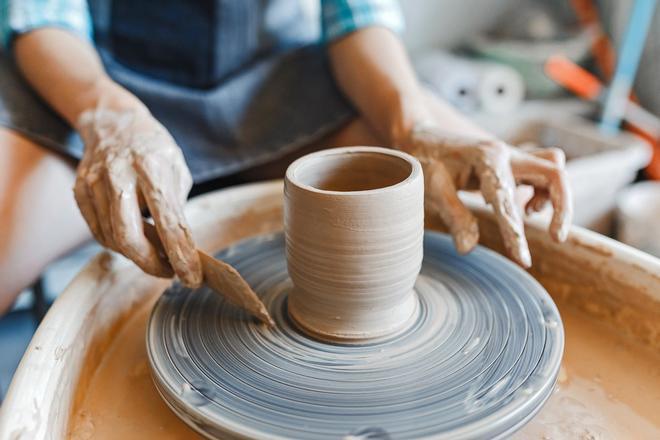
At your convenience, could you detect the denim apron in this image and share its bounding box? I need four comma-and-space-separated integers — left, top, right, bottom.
0, 0, 354, 183
92, 0, 356, 182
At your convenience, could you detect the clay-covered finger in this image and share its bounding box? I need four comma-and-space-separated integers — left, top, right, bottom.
532, 148, 565, 214
517, 141, 540, 151
136, 160, 202, 288
514, 185, 535, 214
514, 148, 568, 217
86, 168, 119, 252
106, 166, 174, 278
73, 175, 108, 247
519, 149, 564, 214
529, 147, 566, 167
525, 148, 565, 213
475, 151, 531, 267
525, 189, 549, 214
424, 162, 479, 254
512, 154, 572, 242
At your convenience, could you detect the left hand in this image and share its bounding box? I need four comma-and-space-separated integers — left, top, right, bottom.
399, 123, 572, 268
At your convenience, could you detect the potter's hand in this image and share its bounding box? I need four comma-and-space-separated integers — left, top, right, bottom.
73, 108, 202, 287
401, 123, 572, 267
324, 27, 572, 266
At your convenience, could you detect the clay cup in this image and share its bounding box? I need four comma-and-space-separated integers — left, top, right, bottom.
284, 146, 424, 342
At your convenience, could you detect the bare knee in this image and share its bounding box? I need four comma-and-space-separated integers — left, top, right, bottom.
0, 128, 88, 314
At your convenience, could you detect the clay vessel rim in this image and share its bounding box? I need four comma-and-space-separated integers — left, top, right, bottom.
285, 146, 422, 197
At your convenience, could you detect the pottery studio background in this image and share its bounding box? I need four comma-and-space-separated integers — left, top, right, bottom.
1, 0, 659, 407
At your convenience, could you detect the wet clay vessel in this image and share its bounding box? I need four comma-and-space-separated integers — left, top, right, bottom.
284, 147, 424, 341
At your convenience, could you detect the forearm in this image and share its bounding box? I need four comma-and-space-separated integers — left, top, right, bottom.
14, 28, 144, 126
328, 27, 490, 146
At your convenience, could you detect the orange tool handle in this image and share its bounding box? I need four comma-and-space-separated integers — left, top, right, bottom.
570, 0, 616, 79
544, 55, 604, 100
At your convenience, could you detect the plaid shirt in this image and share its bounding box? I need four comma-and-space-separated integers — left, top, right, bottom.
0, 0, 403, 48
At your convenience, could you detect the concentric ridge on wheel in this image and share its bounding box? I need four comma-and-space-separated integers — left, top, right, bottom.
147, 231, 563, 440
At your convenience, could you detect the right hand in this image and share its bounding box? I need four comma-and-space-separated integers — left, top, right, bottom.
73, 108, 202, 287
400, 123, 572, 268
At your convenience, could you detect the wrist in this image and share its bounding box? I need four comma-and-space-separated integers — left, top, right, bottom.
385, 88, 436, 148
74, 76, 147, 123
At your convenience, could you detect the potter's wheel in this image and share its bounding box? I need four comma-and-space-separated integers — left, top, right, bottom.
147, 231, 563, 439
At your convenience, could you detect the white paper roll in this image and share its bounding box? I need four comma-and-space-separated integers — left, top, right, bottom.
616, 182, 660, 257
415, 51, 525, 115
478, 64, 525, 114
415, 52, 480, 112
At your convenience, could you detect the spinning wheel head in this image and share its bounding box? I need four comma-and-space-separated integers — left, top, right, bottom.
147, 232, 563, 439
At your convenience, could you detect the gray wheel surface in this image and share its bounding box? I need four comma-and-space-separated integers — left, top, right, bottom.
147, 231, 563, 439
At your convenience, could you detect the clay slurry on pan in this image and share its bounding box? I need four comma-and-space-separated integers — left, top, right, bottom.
147, 232, 564, 440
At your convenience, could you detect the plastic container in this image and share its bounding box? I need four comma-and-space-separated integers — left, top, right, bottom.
616, 181, 660, 257
510, 117, 652, 233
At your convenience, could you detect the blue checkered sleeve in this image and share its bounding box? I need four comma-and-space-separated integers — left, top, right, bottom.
0, 0, 92, 49
321, 0, 405, 42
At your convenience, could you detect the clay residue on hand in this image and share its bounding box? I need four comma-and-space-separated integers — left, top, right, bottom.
74, 108, 202, 287
406, 123, 572, 268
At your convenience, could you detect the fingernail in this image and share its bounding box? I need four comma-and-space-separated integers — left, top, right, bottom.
519, 247, 532, 268
454, 233, 470, 254
454, 228, 478, 254
182, 273, 203, 289
550, 219, 570, 243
